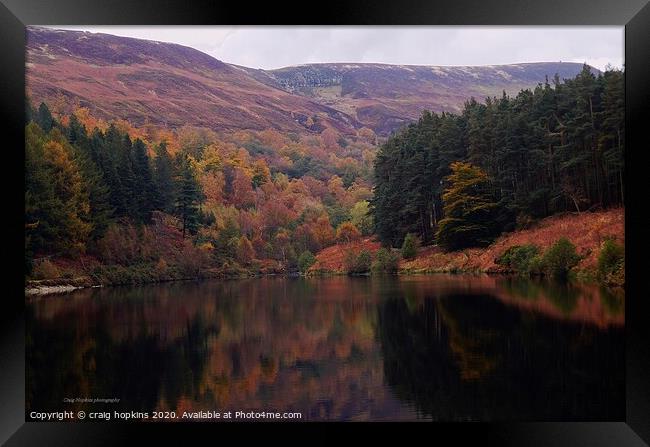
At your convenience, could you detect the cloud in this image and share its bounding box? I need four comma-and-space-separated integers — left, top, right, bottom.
49, 26, 623, 71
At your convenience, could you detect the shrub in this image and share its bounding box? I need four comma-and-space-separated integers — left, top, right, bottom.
528, 255, 544, 275
541, 238, 580, 279
96, 224, 140, 265
345, 249, 372, 274
372, 248, 400, 273
496, 244, 540, 274
236, 236, 255, 266
155, 258, 170, 279
176, 241, 210, 278
515, 213, 536, 230
31, 259, 61, 280
598, 238, 624, 278
298, 250, 316, 273
401, 233, 420, 260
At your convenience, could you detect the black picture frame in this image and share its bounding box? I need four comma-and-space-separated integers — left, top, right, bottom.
2, 0, 649, 444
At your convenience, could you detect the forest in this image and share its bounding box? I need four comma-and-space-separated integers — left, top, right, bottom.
372, 65, 624, 250
25, 100, 376, 282
24, 65, 624, 284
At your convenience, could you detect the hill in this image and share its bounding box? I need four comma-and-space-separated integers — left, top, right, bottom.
26, 27, 360, 135
26, 27, 594, 137
251, 62, 594, 135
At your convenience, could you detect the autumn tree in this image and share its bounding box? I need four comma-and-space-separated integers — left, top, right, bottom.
251, 159, 271, 187
231, 168, 255, 208
350, 200, 373, 235
320, 128, 340, 151
311, 215, 335, 251
213, 217, 240, 262
436, 162, 501, 251
336, 222, 361, 244
236, 236, 255, 265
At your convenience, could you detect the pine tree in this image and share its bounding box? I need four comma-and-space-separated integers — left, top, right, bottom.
132, 138, 155, 223
25, 123, 91, 258
64, 119, 114, 240
101, 125, 128, 216
116, 134, 138, 219
153, 142, 175, 213
174, 155, 202, 238
36, 102, 55, 132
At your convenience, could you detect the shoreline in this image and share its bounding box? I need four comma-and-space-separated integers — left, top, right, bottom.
24, 267, 623, 297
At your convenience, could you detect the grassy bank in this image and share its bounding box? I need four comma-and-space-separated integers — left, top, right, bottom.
309, 208, 624, 288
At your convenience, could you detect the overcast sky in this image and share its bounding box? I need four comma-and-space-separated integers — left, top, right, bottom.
50, 26, 624, 71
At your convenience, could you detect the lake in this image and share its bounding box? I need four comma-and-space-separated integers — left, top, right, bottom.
26, 274, 625, 421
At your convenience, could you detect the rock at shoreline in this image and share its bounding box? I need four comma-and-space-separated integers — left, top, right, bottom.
25, 284, 83, 296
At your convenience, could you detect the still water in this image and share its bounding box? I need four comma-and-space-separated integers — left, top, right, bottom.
26, 275, 624, 421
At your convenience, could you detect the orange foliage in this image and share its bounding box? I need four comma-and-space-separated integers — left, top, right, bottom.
231, 168, 255, 208
400, 209, 625, 275
336, 222, 361, 244
312, 238, 382, 273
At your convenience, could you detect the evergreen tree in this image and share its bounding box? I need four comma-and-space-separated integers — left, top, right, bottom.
174, 155, 202, 238
101, 125, 128, 215
63, 119, 114, 240
25, 123, 91, 259
36, 102, 55, 132
115, 134, 138, 218
153, 142, 175, 213
372, 67, 624, 250
132, 138, 156, 223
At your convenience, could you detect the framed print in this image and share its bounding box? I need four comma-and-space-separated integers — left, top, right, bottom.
2, 0, 649, 444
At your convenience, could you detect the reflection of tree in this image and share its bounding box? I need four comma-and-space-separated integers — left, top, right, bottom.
600, 287, 624, 316
543, 281, 580, 315
377, 292, 624, 421
26, 299, 217, 414
499, 276, 542, 301
27, 276, 624, 421
436, 299, 499, 381
495, 277, 623, 328
26, 277, 399, 420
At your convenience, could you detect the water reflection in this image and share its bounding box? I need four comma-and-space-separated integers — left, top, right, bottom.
26, 275, 624, 421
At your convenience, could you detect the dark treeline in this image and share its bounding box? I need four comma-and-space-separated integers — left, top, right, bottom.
372, 65, 624, 249
25, 102, 205, 272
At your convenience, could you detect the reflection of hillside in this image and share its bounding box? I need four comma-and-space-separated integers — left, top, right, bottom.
28, 278, 416, 420
381, 275, 624, 328
494, 277, 624, 328
27, 275, 624, 421
377, 290, 625, 421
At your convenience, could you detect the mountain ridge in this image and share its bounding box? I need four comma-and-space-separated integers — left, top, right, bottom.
26, 27, 598, 136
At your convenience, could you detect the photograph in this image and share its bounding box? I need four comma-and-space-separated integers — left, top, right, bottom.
23, 25, 627, 423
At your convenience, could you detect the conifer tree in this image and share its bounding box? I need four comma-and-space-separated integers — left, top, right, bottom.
153, 142, 176, 213
174, 155, 202, 238
132, 138, 155, 223
36, 102, 55, 132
